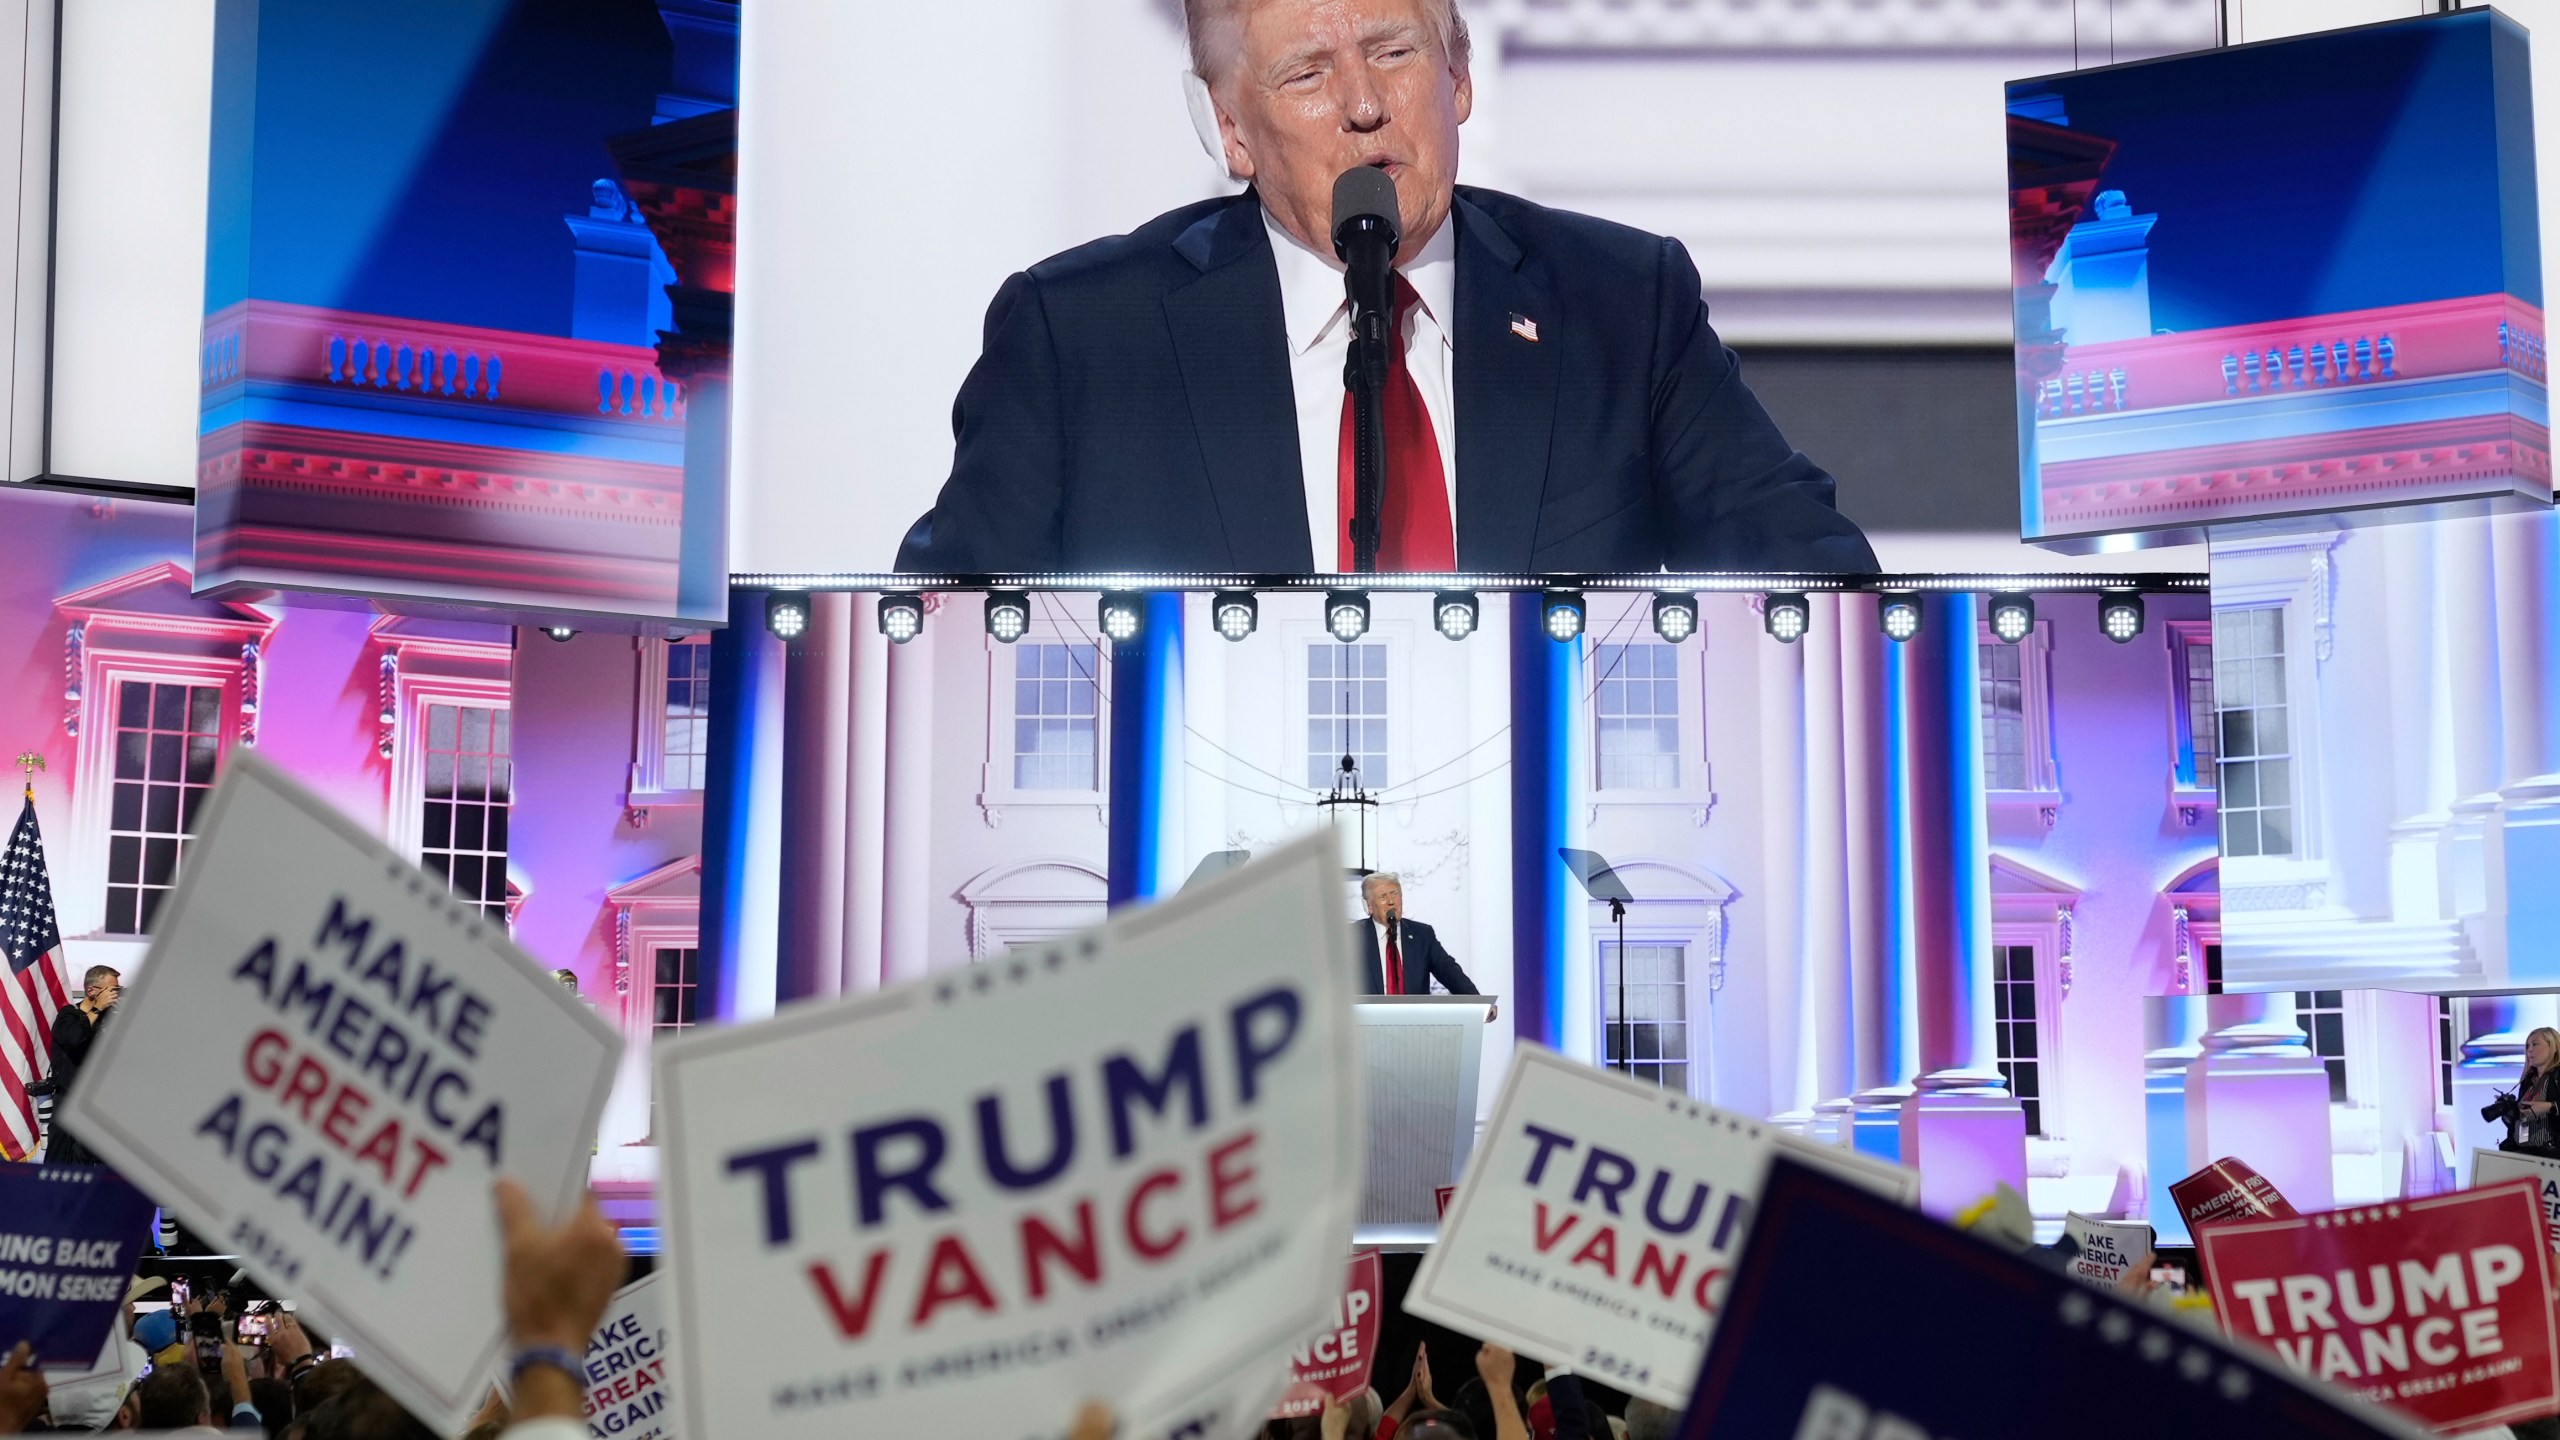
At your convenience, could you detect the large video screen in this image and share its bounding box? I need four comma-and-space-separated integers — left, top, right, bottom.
2205, 508, 2560, 996
740, 582, 2215, 1227
2010, 9, 2544, 550
193, 0, 736, 625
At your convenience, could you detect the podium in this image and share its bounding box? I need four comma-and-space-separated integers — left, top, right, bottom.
1354, 994, 1494, 1248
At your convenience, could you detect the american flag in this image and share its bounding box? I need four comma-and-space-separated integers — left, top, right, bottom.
0, 791, 69, 1161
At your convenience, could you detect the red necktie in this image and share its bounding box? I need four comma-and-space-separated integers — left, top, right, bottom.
1337, 274, 1455, 571
1384, 926, 1406, 995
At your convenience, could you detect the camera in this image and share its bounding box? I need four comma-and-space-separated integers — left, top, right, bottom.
2483, 1091, 2523, 1125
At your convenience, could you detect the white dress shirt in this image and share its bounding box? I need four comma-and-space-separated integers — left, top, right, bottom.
1263, 207, 1458, 571
1371, 918, 1416, 991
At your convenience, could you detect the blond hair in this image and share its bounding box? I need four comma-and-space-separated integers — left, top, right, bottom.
1183, 0, 1471, 94
2527, 1026, 2560, 1081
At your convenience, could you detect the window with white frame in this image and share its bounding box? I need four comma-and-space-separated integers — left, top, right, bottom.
2294, 989, 2348, 1102
1602, 942, 1688, 1091
103, 681, 222, 935
2217, 606, 2295, 858
420, 703, 512, 924
1307, 643, 1389, 789
628, 636, 711, 804
2168, 622, 2217, 790
661, 638, 709, 790
652, 946, 701, 1034
1977, 622, 2057, 793
1981, 645, 2030, 790
1594, 642, 1680, 791
1992, 943, 2044, 1135
58, 562, 272, 940
1013, 642, 1102, 790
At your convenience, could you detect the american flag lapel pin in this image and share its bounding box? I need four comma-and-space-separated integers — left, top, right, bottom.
1509, 312, 1540, 342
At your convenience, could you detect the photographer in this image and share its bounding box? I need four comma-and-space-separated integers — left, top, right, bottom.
2483, 1025, 2560, 1156
45, 964, 118, 1166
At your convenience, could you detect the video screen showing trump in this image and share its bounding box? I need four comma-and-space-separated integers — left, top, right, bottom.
879, 0, 1879, 578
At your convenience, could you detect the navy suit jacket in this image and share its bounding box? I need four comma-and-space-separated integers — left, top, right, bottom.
895, 187, 1877, 574
1355, 918, 1479, 997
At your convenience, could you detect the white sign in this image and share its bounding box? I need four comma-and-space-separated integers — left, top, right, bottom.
1404, 1046, 1919, 1409
585, 1273, 674, 1440
2061, 1213, 2153, 1286
2474, 1148, 2560, 1257
656, 831, 1364, 1440
59, 753, 624, 1436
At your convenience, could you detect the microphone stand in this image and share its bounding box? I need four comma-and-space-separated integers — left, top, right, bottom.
1608, 896, 1628, 1068
1343, 250, 1393, 574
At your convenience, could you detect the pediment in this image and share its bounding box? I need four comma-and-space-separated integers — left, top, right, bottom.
58, 561, 277, 638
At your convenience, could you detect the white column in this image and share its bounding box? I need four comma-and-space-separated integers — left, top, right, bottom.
1800, 594, 1856, 1140
1838, 595, 1894, 1103
781, 592, 851, 1003
840, 617, 890, 993
2381, 521, 2450, 920
1756, 610, 1811, 1123
2494, 510, 2560, 788
1181, 594, 1228, 888
2440, 519, 2505, 924
879, 615, 936, 985
2185, 990, 2334, 1213
2489, 511, 2560, 986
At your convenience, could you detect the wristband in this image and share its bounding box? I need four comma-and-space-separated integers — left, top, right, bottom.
509, 1345, 584, 1388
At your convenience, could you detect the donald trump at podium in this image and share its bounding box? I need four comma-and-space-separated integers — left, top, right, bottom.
895, 0, 1876, 576
1356, 874, 1493, 1022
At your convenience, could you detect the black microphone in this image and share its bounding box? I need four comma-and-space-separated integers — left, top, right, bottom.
1332, 166, 1402, 572
1332, 165, 1402, 287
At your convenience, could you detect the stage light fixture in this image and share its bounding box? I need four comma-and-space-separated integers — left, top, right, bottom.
765, 592, 809, 640
1541, 590, 1586, 642
983, 591, 1030, 644
1650, 592, 1698, 643
1211, 591, 1259, 641
877, 592, 925, 644
541, 626, 576, 643
1989, 593, 2035, 644
1879, 595, 1922, 642
1325, 590, 1372, 643
1433, 591, 1479, 641
1762, 592, 1809, 644
2099, 591, 2145, 644
1098, 592, 1145, 642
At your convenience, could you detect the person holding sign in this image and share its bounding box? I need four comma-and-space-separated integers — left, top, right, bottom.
2486, 1026, 2560, 1156
1354, 875, 1492, 1021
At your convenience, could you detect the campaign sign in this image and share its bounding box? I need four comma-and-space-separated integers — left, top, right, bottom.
1679, 1157, 2424, 1440
1271, 1252, 1382, 1418
2471, 1150, 2560, 1259
57, 753, 624, 1435
2064, 1213, 2155, 1287
1404, 1046, 1919, 1408
0, 1164, 154, 1363
655, 831, 1363, 1440
2171, 1157, 2296, 1236
2196, 1181, 2560, 1433
586, 1273, 673, 1440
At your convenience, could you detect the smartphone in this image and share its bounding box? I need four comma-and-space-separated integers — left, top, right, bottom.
166, 1276, 190, 1310
235, 1312, 273, 1340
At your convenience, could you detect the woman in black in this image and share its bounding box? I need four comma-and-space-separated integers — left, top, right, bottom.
45, 963, 117, 1164
2506, 1025, 2560, 1157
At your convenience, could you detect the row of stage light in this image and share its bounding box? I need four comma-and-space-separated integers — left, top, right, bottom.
767, 588, 2151, 648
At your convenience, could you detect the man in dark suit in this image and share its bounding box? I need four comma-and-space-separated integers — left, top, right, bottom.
896, 0, 1876, 576
1356, 874, 1492, 1022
